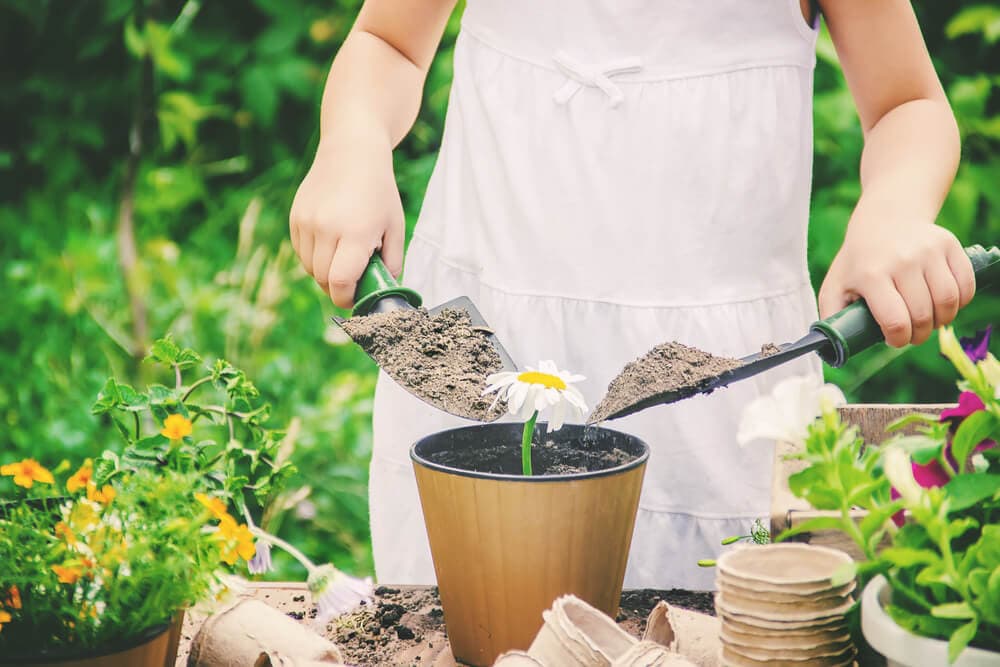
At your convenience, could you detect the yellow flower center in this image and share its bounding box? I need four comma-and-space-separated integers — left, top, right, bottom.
517, 371, 567, 391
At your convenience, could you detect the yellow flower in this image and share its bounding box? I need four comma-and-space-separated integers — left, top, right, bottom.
5, 586, 21, 610
195, 493, 230, 521
55, 522, 78, 546
0, 609, 10, 632
217, 515, 256, 565
52, 565, 82, 585
86, 482, 116, 505
66, 459, 93, 493
160, 414, 193, 440
1, 459, 55, 489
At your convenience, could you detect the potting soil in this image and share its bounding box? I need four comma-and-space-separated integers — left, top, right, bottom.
339, 307, 505, 421
589, 341, 743, 423
424, 437, 637, 475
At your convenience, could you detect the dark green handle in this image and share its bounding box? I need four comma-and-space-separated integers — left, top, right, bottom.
352, 253, 422, 316
812, 244, 1000, 367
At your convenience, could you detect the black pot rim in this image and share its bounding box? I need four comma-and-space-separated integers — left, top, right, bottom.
410, 422, 649, 482
0, 619, 171, 664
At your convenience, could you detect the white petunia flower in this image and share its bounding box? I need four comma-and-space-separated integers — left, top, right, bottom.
483, 360, 588, 431
307, 564, 373, 624
736, 375, 846, 448
883, 447, 924, 505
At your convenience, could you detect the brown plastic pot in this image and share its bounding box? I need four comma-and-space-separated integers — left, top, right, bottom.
1, 612, 183, 667
411, 422, 649, 667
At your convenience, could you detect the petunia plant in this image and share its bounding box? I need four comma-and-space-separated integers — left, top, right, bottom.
483, 360, 588, 475
738, 326, 1000, 663
0, 335, 371, 656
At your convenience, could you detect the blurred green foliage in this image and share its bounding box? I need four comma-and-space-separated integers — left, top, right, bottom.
1, 0, 997, 578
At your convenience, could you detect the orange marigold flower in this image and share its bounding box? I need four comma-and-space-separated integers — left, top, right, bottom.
66, 459, 93, 493
86, 483, 116, 505
5, 586, 21, 610
1, 459, 55, 489
217, 515, 256, 565
0, 609, 10, 632
52, 565, 82, 585
55, 522, 78, 546
160, 413, 193, 440
195, 493, 230, 521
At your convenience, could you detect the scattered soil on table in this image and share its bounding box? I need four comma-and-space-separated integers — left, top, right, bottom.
339, 308, 505, 421
760, 342, 781, 357
589, 341, 743, 423
424, 437, 636, 475
332, 586, 714, 666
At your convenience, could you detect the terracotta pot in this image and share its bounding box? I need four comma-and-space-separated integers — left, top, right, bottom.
1, 615, 181, 667
411, 422, 649, 667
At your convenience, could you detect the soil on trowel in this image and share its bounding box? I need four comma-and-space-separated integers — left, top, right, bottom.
339, 308, 505, 421
425, 437, 637, 475
332, 586, 715, 666
588, 341, 743, 423
760, 342, 781, 357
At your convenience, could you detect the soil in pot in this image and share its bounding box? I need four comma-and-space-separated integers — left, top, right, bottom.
590, 341, 742, 423
423, 435, 636, 475
339, 308, 504, 421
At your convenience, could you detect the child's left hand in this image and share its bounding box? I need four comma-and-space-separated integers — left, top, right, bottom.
818, 217, 975, 348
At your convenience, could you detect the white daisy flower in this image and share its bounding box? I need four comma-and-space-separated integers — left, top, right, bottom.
307, 564, 373, 624
483, 360, 587, 431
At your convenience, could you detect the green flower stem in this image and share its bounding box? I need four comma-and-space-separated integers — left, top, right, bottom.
250, 527, 316, 574
522, 411, 538, 476
181, 376, 213, 402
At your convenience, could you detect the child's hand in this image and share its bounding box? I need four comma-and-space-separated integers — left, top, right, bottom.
818, 220, 975, 347
289, 136, 405, 309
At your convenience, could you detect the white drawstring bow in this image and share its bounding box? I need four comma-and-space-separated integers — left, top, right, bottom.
552, 50, 643, 108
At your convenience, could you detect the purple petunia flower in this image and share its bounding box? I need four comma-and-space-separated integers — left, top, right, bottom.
247, 541, 273, 575
941, 391, 987, 424
959, 326, 992, 363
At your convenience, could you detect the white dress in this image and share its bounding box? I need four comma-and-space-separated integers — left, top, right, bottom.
369, 0, 823, 590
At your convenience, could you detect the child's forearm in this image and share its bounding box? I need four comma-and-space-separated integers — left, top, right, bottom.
317, 30, 427, 154
851, 98, 960, 228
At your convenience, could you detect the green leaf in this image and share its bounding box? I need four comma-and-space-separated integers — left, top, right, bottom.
880, 547, 939, 568
932, 602, 975, 620
147, 384, 177, 406
776, 515, 850, 542
948, 619, 978, 664
831, 561, 858, 587
889, 434, 946, 465
147, 335, 181, 365
887, 413, 942, 432
117, 383, 148, 412
952, 410, 997, 472
944, 474, 1000, 512
92, 377, 122, 414
123, 16, 147, 57
946, 6, 1000, 43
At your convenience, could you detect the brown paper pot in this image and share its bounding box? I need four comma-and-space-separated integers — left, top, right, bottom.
717, 609, 847, 632
719, 645, 855, 667
716, 544, 852, 591
717, 576, 855, 603
0, 621, 175, 667
715, 591, 853, 620
412, 423, 648, 667
721, 624, 849, 648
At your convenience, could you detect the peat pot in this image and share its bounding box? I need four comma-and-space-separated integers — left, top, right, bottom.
0, 613, 183, 667
861, 576, 1000, 667
411, 422, 649, 666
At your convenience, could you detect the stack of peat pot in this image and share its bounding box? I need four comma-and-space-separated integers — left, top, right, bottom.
715, 543, 857, 667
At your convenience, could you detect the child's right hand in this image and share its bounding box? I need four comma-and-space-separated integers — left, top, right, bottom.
289, 136, 406, 309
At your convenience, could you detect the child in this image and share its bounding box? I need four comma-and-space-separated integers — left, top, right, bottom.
290, 0, 975, 589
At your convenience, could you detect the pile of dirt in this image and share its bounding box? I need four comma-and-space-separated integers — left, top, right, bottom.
589, 341, 743, 423
332, 586, 715, 666
339, 308, 505, 421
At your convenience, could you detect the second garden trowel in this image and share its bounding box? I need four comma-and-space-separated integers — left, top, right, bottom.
590, 243, 1000, 423
332, 253, 518, 422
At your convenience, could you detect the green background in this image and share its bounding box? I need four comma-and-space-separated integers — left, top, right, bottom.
2, 0, 998, 579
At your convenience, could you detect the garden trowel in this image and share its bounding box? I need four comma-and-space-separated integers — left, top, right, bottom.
590, 244, 1000, 423
332, 253, 518, 421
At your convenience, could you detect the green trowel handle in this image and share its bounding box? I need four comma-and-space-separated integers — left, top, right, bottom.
352, 252, 422, 317
812, 244, 1000, 367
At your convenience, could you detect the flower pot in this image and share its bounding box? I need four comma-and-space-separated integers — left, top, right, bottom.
861, 575, 1000, 667
0, 614, 182, 667
411, 422, 649, 666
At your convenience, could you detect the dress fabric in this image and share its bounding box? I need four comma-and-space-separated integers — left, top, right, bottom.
369, 0, 822, 590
